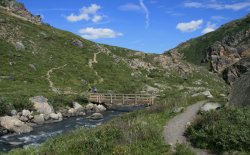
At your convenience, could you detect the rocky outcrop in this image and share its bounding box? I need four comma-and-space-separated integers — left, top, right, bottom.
1, 0, 42, 24
192, 90, 213, 99
204, 27, 250, 73
0, 116, 32, 133
223, 58, 250, 85
72, 39, 83, 48
29, 96, 54, 114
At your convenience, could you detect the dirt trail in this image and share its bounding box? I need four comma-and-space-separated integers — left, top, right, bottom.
88, 44, 111, 84
164, 101, 214, 155
46, 64, 67, 94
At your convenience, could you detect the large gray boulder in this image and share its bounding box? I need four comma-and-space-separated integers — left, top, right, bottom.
200, 103, 222, 112
96, 105, 106, 112
29, 96, 54, 114
0, 116, 32, 133
49, 113, 63, 120
229, 72, 250, 106
73, 102, 84, 111
31, 115, 45, 124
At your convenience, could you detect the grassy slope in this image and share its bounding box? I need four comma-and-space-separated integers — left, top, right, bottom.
165, 15, 250, 65
0, 9, 159, 109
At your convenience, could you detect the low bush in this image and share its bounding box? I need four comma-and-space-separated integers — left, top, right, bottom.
186, 107, 250, 153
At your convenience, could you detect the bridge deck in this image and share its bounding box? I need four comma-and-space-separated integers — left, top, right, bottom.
89, 93, 155, 105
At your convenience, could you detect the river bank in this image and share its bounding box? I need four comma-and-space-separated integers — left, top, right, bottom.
0, 105, 145, 152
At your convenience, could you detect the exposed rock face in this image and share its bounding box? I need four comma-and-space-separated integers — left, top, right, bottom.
72, 39, 83, 48
0, 116, 32, 133
29, 96, 54, 114
204, 27, 250, 73
229, 72, 250, 106
192, 91, 213, 99
14, 41, 25, 51
1, 0, 42, 24
223, 58, 250, 85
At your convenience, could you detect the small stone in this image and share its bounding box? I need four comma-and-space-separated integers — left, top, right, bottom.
15, 42, 25, 51
10, 110, 17, 116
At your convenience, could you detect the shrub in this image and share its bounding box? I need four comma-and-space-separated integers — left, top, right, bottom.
186, 107, 250, 153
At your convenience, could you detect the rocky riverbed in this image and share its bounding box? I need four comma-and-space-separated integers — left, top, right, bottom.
0, 96, 146, 152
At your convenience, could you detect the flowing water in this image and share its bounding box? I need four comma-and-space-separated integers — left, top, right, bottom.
0, 105, 145, 152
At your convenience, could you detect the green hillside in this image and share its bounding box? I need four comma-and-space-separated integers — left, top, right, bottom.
166, 15, 250, 65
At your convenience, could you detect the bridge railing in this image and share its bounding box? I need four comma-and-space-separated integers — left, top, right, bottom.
88, 93, 156, 105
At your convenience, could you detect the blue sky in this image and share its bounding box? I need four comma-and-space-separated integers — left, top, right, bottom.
18, 0, 250, 53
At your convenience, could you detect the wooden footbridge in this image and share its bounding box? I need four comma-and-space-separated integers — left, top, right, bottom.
88, 93, 156, 106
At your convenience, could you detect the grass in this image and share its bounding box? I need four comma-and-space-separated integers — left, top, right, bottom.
6, 92, 206, 155
186, 107, 250, 154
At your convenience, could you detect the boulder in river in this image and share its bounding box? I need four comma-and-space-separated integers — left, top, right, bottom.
73, 102, 83, 110
96, 105, 106, 112
85, 103, 95, 111
29, 96, 54, 114
31, 115, 45, 125
87, 113, 103, 120
49, 113, 63, 120
0, 116, 33, 133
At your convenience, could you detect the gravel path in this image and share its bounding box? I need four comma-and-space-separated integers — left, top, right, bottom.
164, 101, 214, 155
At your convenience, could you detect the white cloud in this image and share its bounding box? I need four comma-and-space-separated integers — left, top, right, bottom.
79, 27, 123, 40
202, 22, 217, 34
119, 3, 142, 11
176, 19, 203, 32
139, 0, 150, 29
66, 13, 89, 22
184, 2, 203, 8
211, 15, 227, 21
184, 1, 250, 11
92, 15, 102, 23
66, 4, 103, 23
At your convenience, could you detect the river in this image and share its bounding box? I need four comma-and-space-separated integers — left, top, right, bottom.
0, 105, 145, 152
